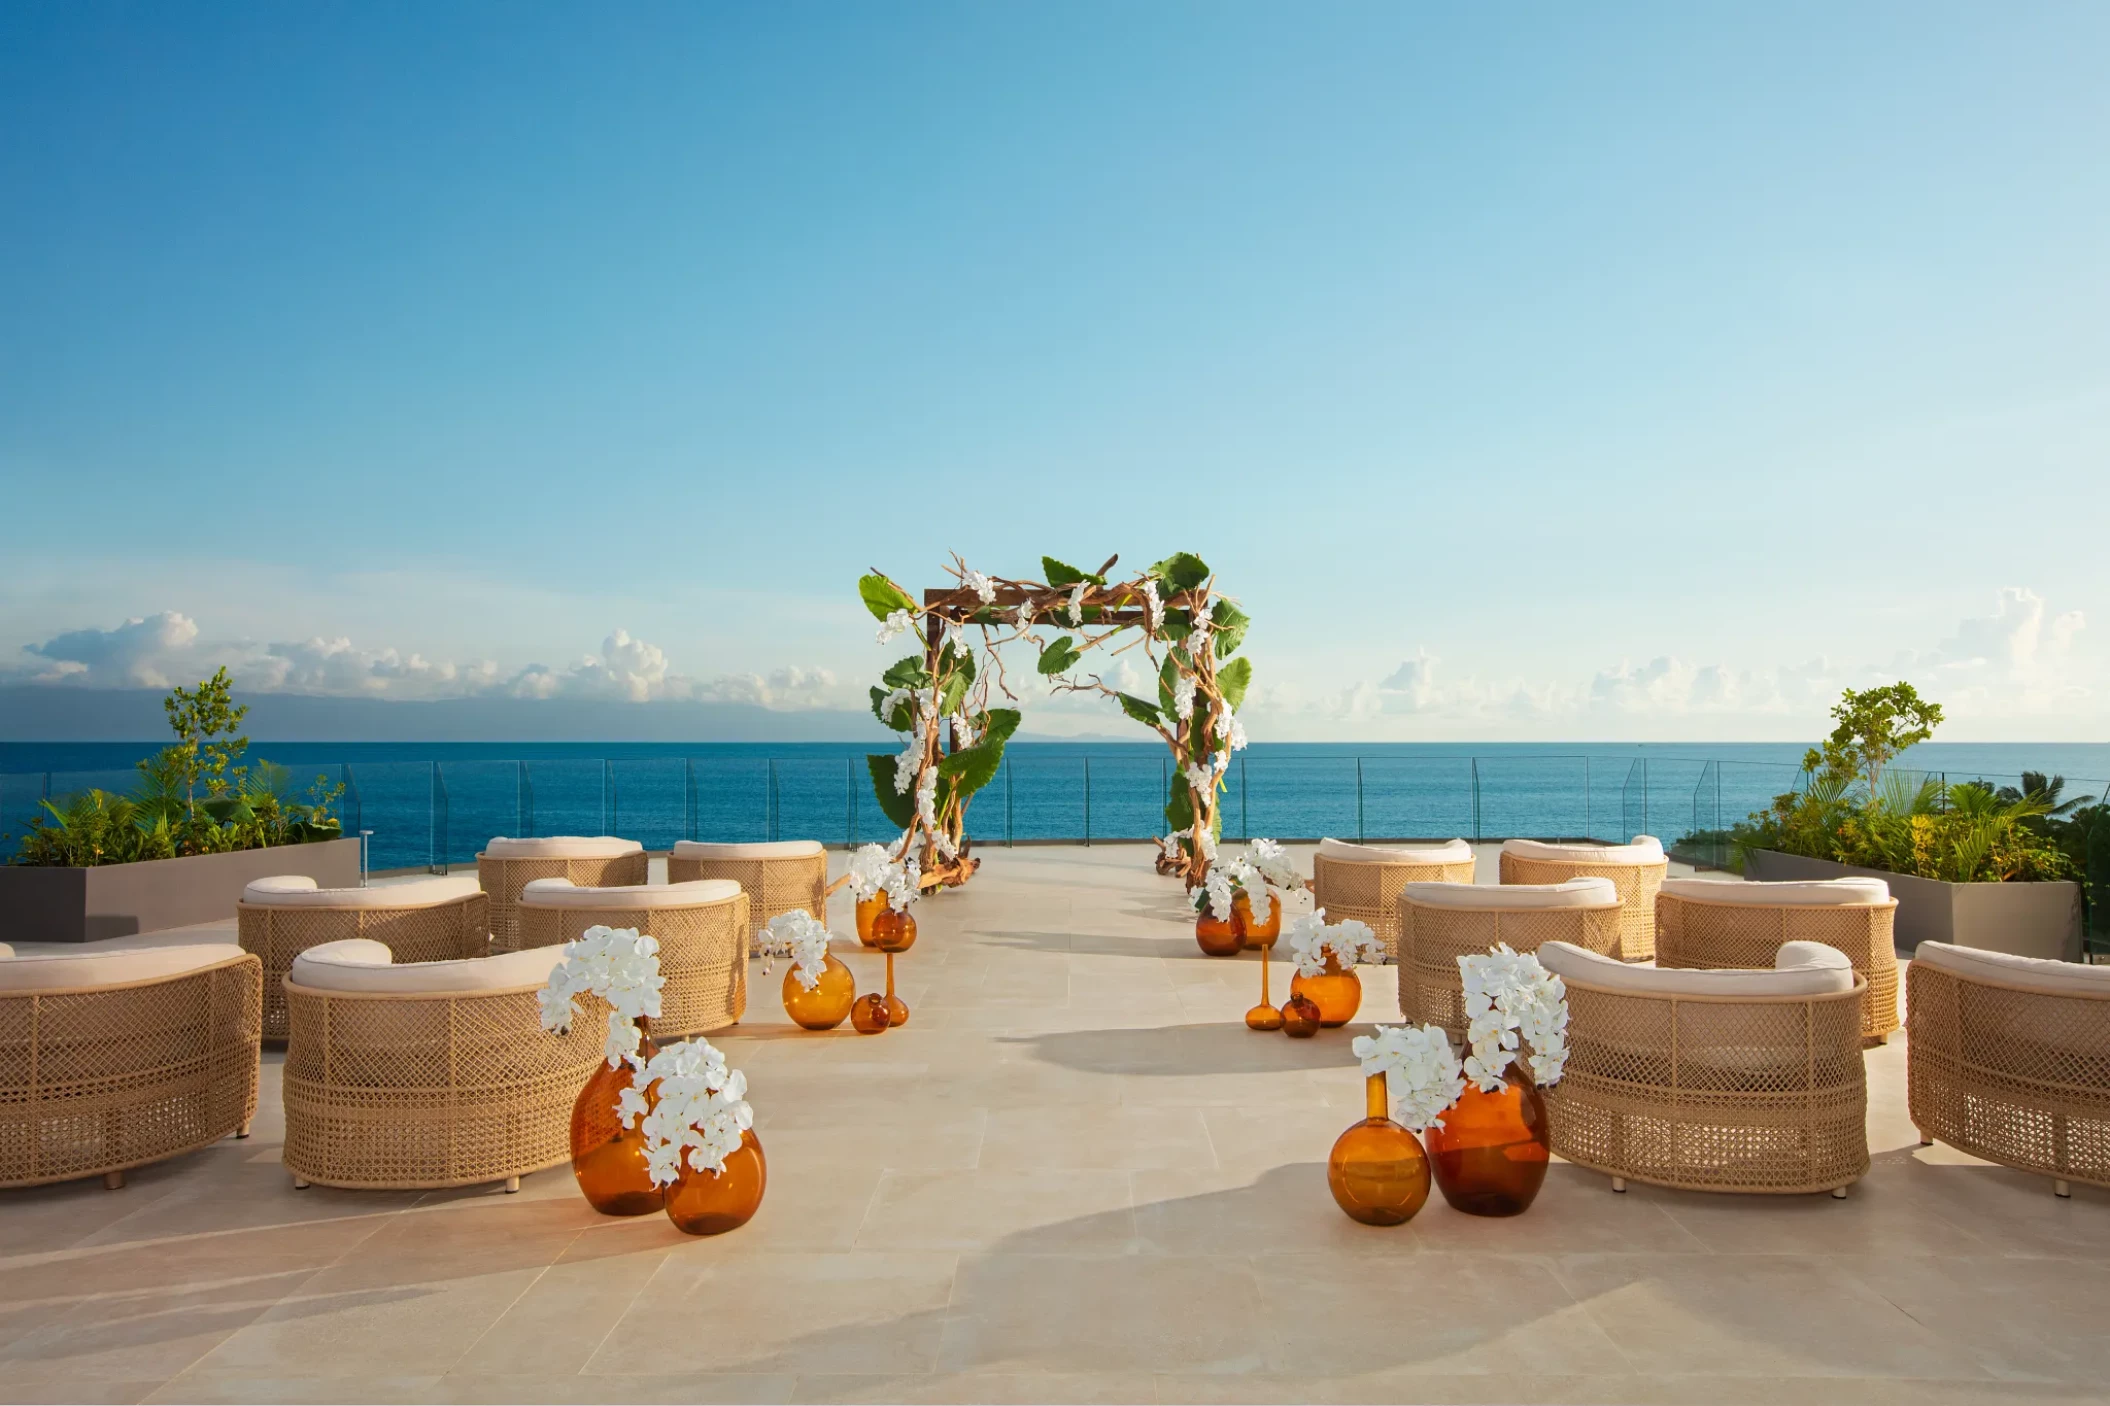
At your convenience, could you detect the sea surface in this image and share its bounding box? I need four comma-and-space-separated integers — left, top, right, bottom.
4, 741, 2106, 872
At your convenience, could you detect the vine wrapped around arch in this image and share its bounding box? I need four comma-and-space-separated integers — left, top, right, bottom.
856, 552, 1253, 890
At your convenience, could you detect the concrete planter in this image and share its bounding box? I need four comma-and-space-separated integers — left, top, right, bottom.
0, 837, 362, 944
1744, 849, 2081, 961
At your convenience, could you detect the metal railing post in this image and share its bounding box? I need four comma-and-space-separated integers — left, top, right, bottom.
1471, 757, 1482, 843
768, 758, 779, 842
686, 757, 697, 841
1583, 756, 1591, 840
429, 761, 442, 873
516, 760, 526, 837
1006, 756, 1014, 846
845, 756, 854, 848
41, 770, 51, 802
1240, 755, 1248, 841
1356, 758, 1365, 842
1642, 758, 1649, 837
1083, 756, 1092, 847
602, 759, 612, 835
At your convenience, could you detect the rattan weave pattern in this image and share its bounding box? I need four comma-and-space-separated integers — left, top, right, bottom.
1, 954, 262, 1189
517, 892, 748, 1037
1312, 855, 1477, 955
1907, 960, 2110, 1192
1498, 852, 1666, 961
1546, 975, 1868, 1194
239, 893, 490, 1042
1395, 898, 1622, 1036
477, 852, 649, 952
667, 850, 828, 929
1658, 894, 1900, 1046
282, 980, 606, 1191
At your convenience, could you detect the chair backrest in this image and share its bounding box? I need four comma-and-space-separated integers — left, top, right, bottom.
1403, 877, 1618, 911
0, 943, 251, 994
1539, 938, 1856, 998
1318, 837, 1472, 865
1502, 835, 1664, 866
519, 878, 741, 909
1911, 940, 2110, 999
242, 874, 483, 909
671, 840, 824, 860
288, 938, 566, 994
480, 836, 644, 860
1660, 877, 1892, 907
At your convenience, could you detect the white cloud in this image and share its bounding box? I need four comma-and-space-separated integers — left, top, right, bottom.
25, 612, 201, 687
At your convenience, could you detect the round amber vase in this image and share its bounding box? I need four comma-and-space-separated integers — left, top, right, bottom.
782, 953, 856, 1031
569, 1031, 664, 1216
1424, 1067, 1551, 1217
1194, 910, 1243, 957
1234, 889, 1282, 948
1290, 954, 1363, 1028
1282, 992, 1322, 1038
851, 992, 892, 1033
855, 894, 889, 947
663, 1129, 767, 1235
872, 909, 917, 953
1328, 1074, 1432, 1226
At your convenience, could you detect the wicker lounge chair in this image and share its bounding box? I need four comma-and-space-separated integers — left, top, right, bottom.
1311, 838, 1476, 955
517, 879, 747, 1037
476, 836, 647, 952
2, 943, 261, 1190
238, 875, 489, 1042
1395, 877, 1622, 1035
1499, 836, 1667, 960
1658, 877, 1900, 1046
282, 939, 604, 1193
1908, 940, 2110, 1197
1539, 938, 1869, 1196
668, 840, 828, 927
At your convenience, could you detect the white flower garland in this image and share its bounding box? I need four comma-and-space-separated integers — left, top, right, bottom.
1457, 945, 1570, 1091
1140, 578, 1164, 632
1065, 581, 1087, 626
1172, 674, 1197, 721
538, 925, 666, 1069
754, 909, 834, 990
1284, 908, 1384, 979
876, 608, 915, 645
1351, 1023, 1467, 1132
845, 842, 921, 909
617, 1038, 754, 1184
963, 568, 997, 605
1245, 837, 1302, 891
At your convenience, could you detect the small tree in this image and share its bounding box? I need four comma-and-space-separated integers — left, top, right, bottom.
159, 667, 251, 819
1801, 682, 1943, 803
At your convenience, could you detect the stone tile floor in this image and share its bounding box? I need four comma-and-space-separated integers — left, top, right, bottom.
5, 844, 2107, 1404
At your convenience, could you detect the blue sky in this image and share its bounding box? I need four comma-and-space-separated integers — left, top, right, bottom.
2, 2, 2106, 739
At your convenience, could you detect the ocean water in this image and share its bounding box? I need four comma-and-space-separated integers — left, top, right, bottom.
4, 740, 2106, 872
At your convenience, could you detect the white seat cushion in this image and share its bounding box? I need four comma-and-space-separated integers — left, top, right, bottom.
1539, 939, 1855, 997
0, 943, 12, 959
1911, 941, 2110, 999
289, 938, 566, 994
242, 874, 483, 909
519, 878, 741, 909
0, 943, 250, 994
671, 840, 824, 861
1402, 877, 1619, 911
481, 836, 644, 860
1502, 836, 1665, 865
1318, 838, 1472, 865
1662, 876, 1891, 906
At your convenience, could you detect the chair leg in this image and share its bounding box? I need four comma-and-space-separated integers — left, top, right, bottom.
504, 1175, 521, 1194
1831, 1186, 1849, 1199
293, 1176, 310, 1190
1610, 1176, 1626, 1193
233, 1121, 252, 1140
102, 1170, 125, 1191
2055, 1179, 2072, 1199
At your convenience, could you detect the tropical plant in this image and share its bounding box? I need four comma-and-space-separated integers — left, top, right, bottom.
1803, 681, 1943, 803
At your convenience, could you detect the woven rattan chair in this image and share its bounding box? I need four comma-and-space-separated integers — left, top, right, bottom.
2, 944, 261, 1190
1908, 941, 2110, 1197
282, 939, 606, 1192
238, 875, 489, 1042
1539, 939, 1869, 1197
1499, 837, 1667, 961
476, 837, 647, 953
1658, 877, 1900, 1046
1395, 878, 1622, 1036
517, 879, 747, 1037
668, 840, 828, 927
1311, 838, 1476, 955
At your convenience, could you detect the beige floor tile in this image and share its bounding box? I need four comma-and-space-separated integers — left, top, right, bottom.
1, 1214, 389, 1306
1552, 1252, 1996, 1379
854, 1170, 1135, 1252
936, 1253, 1263, 1373
449, 1250, 672, 1376
587, 1250, 958, 1375
0, 1382, 161, 1405
144, 1374, 444, 1404
1848, 1253, 2110, 1384
301, 1198, 594, 1293
430, 1373, 797, 1403
757, 1115, 987, 1175
1406, 1167, 1709, 1254
977, 1105, 1218, 1172
0, 1270, 316, 1386
183, 1267, 546, 1378
790, 1371, 1158, 1403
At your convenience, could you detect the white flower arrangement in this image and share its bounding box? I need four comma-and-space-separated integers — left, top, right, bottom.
1457, 945, 1570, 1091
876, 607, 915, 645
846, 841, 920, 910
1284, 908, 1384, 979
538, 925, 666, 1068
1351, 1023, 1468, 1132
1245, 837, 1302, 892
617, 1038, 754, 1185
755, 909, 834, 990
1191, 849, 1284, 925
1172, 674, 1197, 721
1160, 833, 1183, 862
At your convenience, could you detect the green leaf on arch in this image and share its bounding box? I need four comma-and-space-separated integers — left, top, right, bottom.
859, 574, 917, 623
1037, 636, 1082, 675
1149, 552, 1211, 593
865, 755, 916, 829
1217, 656, 1253, 710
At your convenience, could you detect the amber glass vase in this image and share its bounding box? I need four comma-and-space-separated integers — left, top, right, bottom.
663, 1129, 767, 1235
1195, 909, 1243, 957
1234, 889, 1282, 948
782, 953, 856, 1030
851, 992, 892, 1033
1281, 992, 1322, 1038
1424, 1067, 1551, 1217
1290, 954, 1363, 1028
855, 894, 889, 947
569, 1025, 663, 1216
1328, 1074, 1432, 1226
